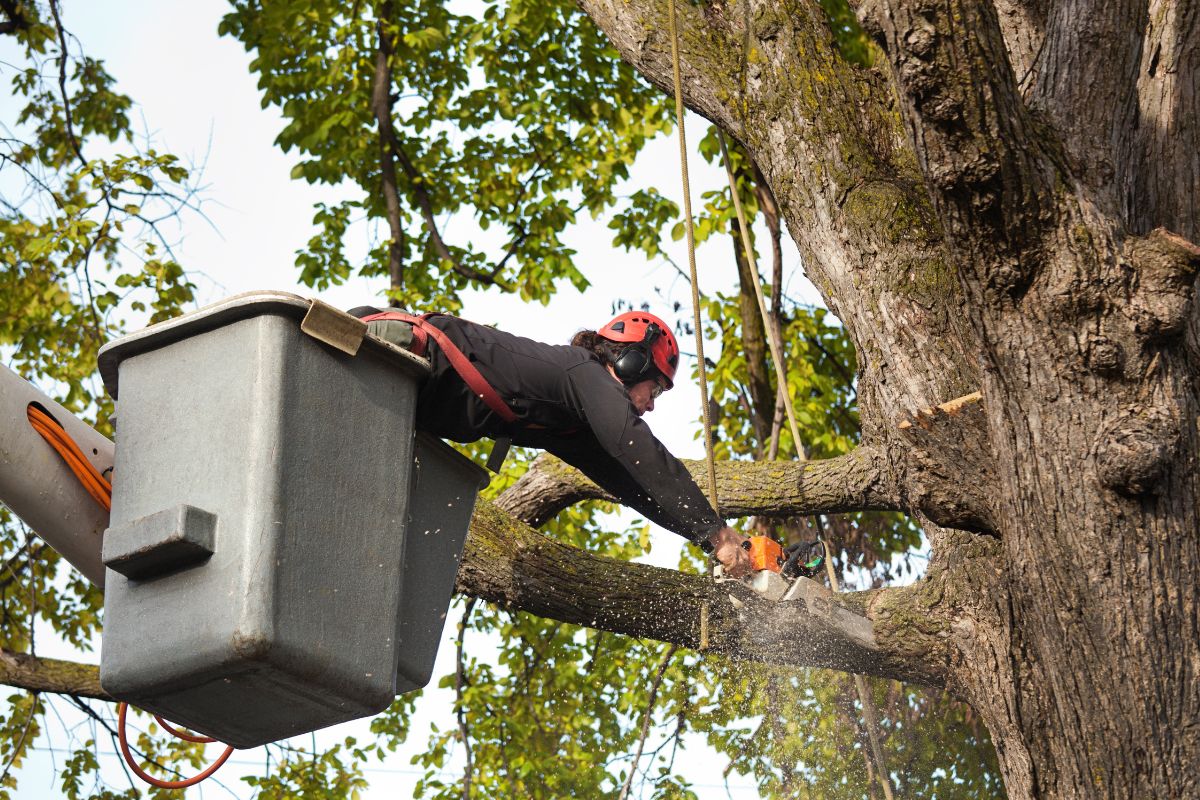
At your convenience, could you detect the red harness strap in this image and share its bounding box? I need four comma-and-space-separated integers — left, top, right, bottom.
359, 311, 518, 425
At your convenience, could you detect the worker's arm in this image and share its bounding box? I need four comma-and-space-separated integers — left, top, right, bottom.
542, 429, 753, 575
540, 429, 719, 539
552, 362, 726, 543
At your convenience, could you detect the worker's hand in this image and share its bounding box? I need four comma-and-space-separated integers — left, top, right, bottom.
707, 527, 752, 578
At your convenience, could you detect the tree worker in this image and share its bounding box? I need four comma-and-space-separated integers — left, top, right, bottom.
348, 305, 814, 578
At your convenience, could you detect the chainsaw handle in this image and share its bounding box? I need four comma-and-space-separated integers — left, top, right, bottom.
781, 540, 824, 579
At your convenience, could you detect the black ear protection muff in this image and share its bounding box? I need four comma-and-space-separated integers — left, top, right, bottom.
611, 323, 662, 384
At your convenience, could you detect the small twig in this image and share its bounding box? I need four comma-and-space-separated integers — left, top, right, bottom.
26, 533, 37, 657
586, 631, 605, 674
617, 644, 677, 800
0, 152, 67, 209
456, 598, 478, 800
766, 386, 785, 460
391, 142, 510, 288
0, 541, 46, 590
805, 333, 855, 388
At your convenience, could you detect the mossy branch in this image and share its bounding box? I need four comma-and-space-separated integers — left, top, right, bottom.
496, 447, 903, 526
457, 497, 952, 686
0, 649, 108, 700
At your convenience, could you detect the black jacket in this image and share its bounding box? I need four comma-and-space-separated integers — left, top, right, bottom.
361, 310, 723, 544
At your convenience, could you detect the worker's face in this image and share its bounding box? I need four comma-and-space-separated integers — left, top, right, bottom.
606, 365, 668, 416
625, 375, 668, 416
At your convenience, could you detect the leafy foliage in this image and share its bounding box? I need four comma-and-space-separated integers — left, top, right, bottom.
818, 0, 873, 67
219, 0, 672, 311
1, 5, 197, 410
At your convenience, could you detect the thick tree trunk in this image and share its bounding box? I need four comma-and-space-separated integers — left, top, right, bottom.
577, 0, 1200, 797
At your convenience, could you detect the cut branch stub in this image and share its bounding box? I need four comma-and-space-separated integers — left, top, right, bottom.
1123, 227, 1200, 342
892, 393, 998, 533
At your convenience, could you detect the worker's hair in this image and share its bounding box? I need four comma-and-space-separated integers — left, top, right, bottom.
571, 330, 629, 365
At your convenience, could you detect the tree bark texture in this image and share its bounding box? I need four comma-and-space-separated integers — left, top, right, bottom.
575, 0, 1198, 797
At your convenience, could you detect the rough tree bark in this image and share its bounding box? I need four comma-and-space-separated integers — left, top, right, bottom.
572, 0, 1200, 797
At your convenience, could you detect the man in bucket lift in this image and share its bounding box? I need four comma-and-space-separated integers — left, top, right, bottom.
349, 305, 822, 578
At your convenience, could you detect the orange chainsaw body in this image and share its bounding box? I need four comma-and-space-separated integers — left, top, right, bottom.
743, 536, 785, 573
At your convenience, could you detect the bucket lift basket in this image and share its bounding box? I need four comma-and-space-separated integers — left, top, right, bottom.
97, 292, 486, 748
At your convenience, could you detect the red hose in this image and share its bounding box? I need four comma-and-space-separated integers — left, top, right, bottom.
154, 715, 219, 744
118, 703, 235, 789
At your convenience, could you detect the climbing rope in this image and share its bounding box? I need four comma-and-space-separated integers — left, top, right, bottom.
715, 132, 897, 800
26, 403, 235, 789
667, 0, 719, 515
715, 133, 804, 459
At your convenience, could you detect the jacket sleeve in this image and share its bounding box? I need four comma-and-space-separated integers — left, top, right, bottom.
547, 362, 724, 543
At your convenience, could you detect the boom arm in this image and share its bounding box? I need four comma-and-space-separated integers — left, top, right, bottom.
0, 362, 110, 586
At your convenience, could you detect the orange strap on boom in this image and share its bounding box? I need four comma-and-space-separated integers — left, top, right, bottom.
26, 402, 235, 789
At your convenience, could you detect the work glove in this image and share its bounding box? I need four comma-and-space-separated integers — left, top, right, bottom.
781, 541, 825, 579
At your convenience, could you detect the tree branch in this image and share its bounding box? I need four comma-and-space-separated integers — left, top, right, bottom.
496, 447, 905, 528
371, 4, 406, 296
390, 142, 513, 288
618, 644, 677, 800
0, 649, 108, 700
455, 597, 476, 800
48, 0, 86, 166
457, 498, 952, 686
0, 482, 954, 702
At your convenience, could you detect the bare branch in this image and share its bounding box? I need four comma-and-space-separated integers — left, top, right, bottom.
0, 691, 36, 788
455, 597, 476, 800
0, 649, 108, 700
47, 0, 86, 166
371, 5, 406, 296
391, 141, 513, 288
617, 644, 677, 800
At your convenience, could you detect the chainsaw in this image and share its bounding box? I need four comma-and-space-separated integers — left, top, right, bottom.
715, 536, 826, 601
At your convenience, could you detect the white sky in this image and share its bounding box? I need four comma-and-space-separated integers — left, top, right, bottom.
4, 2, 829, 797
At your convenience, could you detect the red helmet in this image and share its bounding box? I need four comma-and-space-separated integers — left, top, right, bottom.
597, 311, 680, 389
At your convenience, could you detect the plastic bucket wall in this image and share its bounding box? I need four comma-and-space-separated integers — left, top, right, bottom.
97, 293, 482, 748
397, 433, 488, 693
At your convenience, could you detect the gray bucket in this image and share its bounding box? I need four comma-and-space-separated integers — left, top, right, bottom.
96, 292, 486, 748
